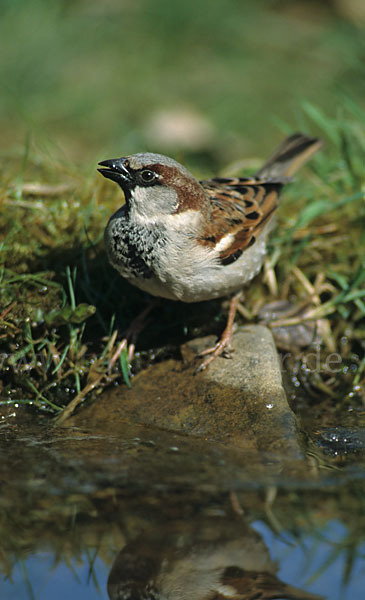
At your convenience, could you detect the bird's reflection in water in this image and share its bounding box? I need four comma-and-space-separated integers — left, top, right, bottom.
107, 515, 323, 600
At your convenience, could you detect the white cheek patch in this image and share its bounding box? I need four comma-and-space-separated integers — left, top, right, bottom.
129, 185, 180, 222
162, 209, 201, 232
214, 233, 235, 252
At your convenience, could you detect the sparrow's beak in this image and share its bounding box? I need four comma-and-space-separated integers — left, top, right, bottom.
97, 158, 134, 187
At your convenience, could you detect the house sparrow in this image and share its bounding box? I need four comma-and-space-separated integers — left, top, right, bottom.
107, 517, 324, 600
98, 134, 321, 369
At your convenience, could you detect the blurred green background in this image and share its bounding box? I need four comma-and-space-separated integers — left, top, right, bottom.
1, 0, 364, 168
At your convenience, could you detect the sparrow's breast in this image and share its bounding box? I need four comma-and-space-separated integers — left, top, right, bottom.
104, 209, 181, 299
105, 210, 161, 276
150, 226, 270, 303
104, 208, 269, 302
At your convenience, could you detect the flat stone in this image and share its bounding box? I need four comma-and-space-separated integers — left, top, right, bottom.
67, 325, 302, 459
181, 325, 301, 456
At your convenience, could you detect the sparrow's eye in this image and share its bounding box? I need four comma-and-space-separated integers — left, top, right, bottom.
140, 169, 156, 183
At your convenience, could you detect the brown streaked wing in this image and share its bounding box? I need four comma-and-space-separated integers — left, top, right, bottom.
198, 177, 282, 266
217, 566, 324, 600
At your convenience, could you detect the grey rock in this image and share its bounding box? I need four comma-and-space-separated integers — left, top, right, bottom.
67, 325, 302, 460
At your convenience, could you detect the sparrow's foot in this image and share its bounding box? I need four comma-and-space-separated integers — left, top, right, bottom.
195, 293, 240, 373
195, 327, 235, 373
108, 299, 160, 371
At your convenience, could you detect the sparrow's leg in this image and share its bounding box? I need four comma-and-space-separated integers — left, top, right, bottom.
196, 292, 241, 372
109, 299, 160, 371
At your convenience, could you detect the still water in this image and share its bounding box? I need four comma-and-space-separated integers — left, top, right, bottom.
0, 417, 364, 600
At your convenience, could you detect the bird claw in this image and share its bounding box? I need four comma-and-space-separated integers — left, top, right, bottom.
194, 295, 240, 373
195, 339, 233, 373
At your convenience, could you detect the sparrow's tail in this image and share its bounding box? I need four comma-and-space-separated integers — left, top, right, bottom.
255, 133, 322, 179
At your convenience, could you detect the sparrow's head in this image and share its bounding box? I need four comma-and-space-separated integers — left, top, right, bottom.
98, 153, 207, 220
